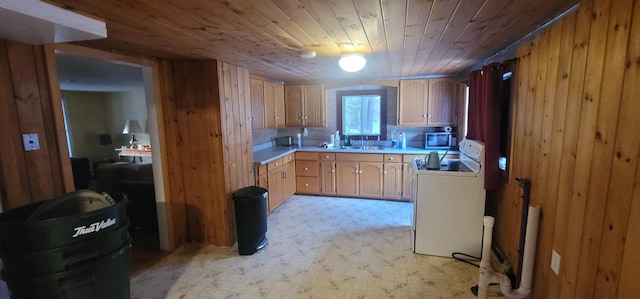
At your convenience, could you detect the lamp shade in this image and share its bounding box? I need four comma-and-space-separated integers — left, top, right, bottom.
122, 119, 143, 134
96, 134, 112, 146
339, 52, 366, 72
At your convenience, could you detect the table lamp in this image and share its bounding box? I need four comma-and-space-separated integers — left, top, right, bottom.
96, 133, 112, 161
122, 119, 143, 149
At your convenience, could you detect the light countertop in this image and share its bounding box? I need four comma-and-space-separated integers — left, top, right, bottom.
253, 145, 458, 165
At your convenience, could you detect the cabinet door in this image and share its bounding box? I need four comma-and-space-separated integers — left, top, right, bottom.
402, 162, 413, 200
383, 163, 402, 199
319, 161, 336, 195
272, 82, 286, 128
284, 85, 304, 126
335, 161, 359, 196
267, 169, 284, 212
359, 162, 383, 197
250, 78, 265, 129
398, 79, 428, 126
427, 78, 456, 125
303, 84, 326, 127
283, 161, 296, 198
256, 173, 270, 213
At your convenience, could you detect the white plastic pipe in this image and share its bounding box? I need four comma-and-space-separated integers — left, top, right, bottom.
478, 206, 541, 299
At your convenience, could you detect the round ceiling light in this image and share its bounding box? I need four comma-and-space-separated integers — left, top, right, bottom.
339, 52, 366, 72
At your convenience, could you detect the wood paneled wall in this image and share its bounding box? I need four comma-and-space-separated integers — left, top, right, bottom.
493, 0, 640, 297
0, 39, 73, 209
159, 59, 253, 247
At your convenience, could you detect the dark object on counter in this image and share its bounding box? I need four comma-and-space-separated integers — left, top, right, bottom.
233, 186, 268, 255
280, 136, 293, 146
0, 191, 131, 299
344, 135, 352, 146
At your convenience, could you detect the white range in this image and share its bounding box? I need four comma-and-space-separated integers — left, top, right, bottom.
410, 138, 486, 258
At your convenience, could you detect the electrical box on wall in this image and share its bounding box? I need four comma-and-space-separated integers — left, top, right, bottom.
22, 133, 40, 151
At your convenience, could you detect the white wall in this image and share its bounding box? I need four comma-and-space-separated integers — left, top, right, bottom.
62, 89, 148, 164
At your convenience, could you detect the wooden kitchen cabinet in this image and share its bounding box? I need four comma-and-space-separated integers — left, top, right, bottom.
251, 77, 285, 130
335, 153, 383, 198
295, 152, 319, 194
398, 78, 456, 126
284, 84, 326, 127
359, 162, 383, 198
250, 78, 265, 129
256, 153, 296, 213
335, 161, 359, 197
266, 163, 284, 212
383, 154, 402, 199
283, 157, 296, 198
265, 81, 285, 128
427, 78, 457, 126
319, 161, 336, 195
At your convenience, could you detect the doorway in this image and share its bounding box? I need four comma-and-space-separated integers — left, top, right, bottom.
53, 45, 170, 274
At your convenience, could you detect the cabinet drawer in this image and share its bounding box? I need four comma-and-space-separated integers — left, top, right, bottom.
319, 153, 335, 160
283, 153, 295, 164
403, 154, 426, 163
296, 177, 319, 194
384, 154, 401, 162
267, 158, 283, 171
296, 161, 318, 177
335, 153, 383, 162
296, 151, 318, 161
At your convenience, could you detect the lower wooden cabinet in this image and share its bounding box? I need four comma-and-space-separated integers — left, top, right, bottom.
319, 161, 336, 195
295, 152, 319, 195
255, 153, 295, 213
383, 162, 402, 199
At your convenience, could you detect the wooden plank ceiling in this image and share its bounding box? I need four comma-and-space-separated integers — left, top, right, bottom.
48, 0, 579, 83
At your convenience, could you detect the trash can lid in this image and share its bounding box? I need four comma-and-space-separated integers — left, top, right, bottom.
27, 190, 115, 221
232, 186, 267, 199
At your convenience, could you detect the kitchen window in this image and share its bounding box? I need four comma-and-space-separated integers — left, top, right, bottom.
336, 89, 387, 140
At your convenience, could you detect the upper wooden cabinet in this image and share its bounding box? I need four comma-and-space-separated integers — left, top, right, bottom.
250, 78, 265, 129
265, 81, 285, 128
284, 84, 326, 127
398, 78, 456, 126
250, 78, 285, 130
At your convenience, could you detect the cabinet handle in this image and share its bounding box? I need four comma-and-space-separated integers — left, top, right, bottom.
326, 155, 330, 158
384, 171, 388, 174
331, 169, 335, 173
422, 114, 427, 118
305, 183, 309, 187
304, 167, 309, 171
428, 114, 432, 117
389, 157, 394, 160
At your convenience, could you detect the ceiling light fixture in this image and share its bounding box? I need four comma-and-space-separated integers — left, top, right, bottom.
339, 52, 366, 72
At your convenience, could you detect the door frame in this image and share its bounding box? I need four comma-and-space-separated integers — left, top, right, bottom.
44, 43, 175, 250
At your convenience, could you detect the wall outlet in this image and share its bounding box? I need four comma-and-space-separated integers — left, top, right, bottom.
22, 133, 40, 151
551, 249, 561, 276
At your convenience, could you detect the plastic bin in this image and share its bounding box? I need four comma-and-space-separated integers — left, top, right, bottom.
232, 186, 268, 255
0, 191, 131, 299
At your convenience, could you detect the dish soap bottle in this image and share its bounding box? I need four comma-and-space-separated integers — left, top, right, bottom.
345, 135, 352, 146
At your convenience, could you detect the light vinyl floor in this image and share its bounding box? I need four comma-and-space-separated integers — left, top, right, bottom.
130, 195, 502, 299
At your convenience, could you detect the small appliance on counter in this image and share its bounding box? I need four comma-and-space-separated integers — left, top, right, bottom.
279, 136, 293, 146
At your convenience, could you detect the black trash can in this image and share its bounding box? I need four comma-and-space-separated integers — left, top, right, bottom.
0, 190, 131, 299
232, 186, 268, 255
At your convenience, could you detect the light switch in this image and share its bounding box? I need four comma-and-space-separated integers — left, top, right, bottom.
551, 249, 561, 276
22, 133, 40, 151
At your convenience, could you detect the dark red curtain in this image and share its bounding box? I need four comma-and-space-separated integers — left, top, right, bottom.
466, 61, 515, 191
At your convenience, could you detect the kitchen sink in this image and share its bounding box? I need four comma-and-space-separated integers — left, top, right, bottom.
340, 146, 386, 150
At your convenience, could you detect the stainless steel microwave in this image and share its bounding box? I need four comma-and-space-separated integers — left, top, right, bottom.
425, 132, 456, 149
